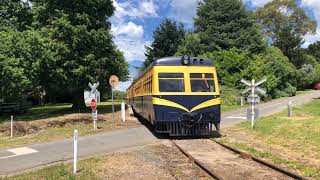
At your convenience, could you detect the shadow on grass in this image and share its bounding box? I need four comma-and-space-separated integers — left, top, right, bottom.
133, 112, 222, 140
0, 102, 122, 122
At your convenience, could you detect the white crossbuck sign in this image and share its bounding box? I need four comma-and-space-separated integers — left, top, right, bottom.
241, 78, 267, 128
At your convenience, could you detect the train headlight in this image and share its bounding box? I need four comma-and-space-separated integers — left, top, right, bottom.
181, 55, 190, 65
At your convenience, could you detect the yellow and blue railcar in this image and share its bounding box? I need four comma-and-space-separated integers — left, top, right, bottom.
126, 56, 221, 136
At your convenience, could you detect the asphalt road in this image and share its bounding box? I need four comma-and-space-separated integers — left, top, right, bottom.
222, 90, 320, 127
0, 90, 319, 175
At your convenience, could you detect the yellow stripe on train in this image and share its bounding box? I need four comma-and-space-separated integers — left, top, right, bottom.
152, 97, 220, 112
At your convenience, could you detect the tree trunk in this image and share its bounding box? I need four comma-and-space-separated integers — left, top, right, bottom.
72, 91, 86, 110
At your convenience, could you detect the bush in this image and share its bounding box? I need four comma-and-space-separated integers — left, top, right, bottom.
200, 47, 297, 99
220, 86, 241, 105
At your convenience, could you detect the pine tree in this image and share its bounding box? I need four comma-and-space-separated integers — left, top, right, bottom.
194, 0, 266, 53
143, 19, 185, 69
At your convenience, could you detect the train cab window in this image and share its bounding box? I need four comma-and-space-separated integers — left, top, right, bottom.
190, 73, 215, 92
158, 73, 185, 92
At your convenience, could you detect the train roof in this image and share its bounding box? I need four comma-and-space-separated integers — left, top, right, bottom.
154, 56, 213, 66
127, 56, 214, 91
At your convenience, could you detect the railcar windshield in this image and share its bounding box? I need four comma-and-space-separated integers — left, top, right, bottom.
190, 73, 215, 92
158, 73, 185, 92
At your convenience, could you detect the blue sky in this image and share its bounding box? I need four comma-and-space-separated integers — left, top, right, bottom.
111, 0, 320, 91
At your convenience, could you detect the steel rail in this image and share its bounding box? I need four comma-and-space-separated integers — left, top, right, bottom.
170, 140, 223, 180
212, 139, 307, 180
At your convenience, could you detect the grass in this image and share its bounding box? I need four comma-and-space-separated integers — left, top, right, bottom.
0, 101, 126, 149
221, 98, 320, 179
0, 158, 102, 180
0, 101, 122, 122
0, 121, 119, 149
219, 140, 320, 179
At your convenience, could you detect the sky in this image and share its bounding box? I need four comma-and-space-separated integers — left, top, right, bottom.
111, 0, 320, 91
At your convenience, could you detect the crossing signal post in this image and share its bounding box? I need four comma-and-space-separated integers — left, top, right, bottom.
241, 78, 267, 129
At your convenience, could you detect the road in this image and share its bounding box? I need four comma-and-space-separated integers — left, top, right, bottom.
0, 90, 319, 175
222, 90, 320, 127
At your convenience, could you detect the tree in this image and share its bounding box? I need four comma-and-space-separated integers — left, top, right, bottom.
31, 0, 129, 109
175, 33, 205, 57
0, 0, 32, 31
0, 28, 53, 103
143, 19, 185, 69
255, 0, 316, 43
194, 0, 266, 53
308, 41, 320, 62
273, 26, 305, 66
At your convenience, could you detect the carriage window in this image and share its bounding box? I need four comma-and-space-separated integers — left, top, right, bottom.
190, 73, 215, 92
158, 73, 184, 92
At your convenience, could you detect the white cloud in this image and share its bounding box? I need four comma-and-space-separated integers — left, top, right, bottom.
242, 0, 272, 8
112, 21, 144, 38
301, 0, 320, 47
168, 0, 198, 26
111, 1, 157, 62
112, 0, 158, 19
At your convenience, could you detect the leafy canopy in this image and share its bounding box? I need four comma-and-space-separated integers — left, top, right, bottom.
31, 0, 129, 108
255, 0, 316, 43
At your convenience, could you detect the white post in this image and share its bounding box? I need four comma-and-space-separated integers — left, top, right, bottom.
92, 109, 97, 130
240, 97, 244, 106
251, 79, 255, 129
10, 115, 13, 138
288, 101, 292, 117
121, 102, 125, 122
73, 129, 78, 174
112, 86, 115, 123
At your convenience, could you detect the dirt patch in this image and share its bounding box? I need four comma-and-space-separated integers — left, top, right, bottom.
174, 139, 292, 180
0, 109, 139, 136
88, 142, 211, 179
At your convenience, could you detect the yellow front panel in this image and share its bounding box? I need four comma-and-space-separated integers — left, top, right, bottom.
152, 66, 220, 96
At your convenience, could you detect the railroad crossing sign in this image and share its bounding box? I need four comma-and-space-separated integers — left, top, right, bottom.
85, 82, 100, 107
109, 75, 119, 87
241, 78, 267, 128
89, 82, 99, 94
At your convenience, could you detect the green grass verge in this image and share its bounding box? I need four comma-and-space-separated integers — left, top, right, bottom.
224, 98, 320, 179
0, 121, 118, 149
218, 140, 320, 179
0, 102, 121, 122
0, 158, 101, 180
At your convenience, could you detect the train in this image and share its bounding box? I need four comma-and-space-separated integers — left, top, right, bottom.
125, 55, 221, 136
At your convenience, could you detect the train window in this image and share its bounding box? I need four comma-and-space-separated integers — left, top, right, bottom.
158, 73, 184, 92
191, 80, 215, 92
159, 79, 185, 92
190, 73, 215, 92
158, 73, 183, 78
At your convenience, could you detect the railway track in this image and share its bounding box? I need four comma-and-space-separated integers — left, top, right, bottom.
170, 139, 307, 180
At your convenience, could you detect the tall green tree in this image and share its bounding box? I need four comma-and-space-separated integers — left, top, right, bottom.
308, 41, 320, 62
255, 0, 316, 43
273, 26, 304, 66
175, 33, 205, 57
0, 28, 52, 102
143, 19, 185, 69
0, 0, 32, 31
31, 0, 129, 109
194, 0, 266, 53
